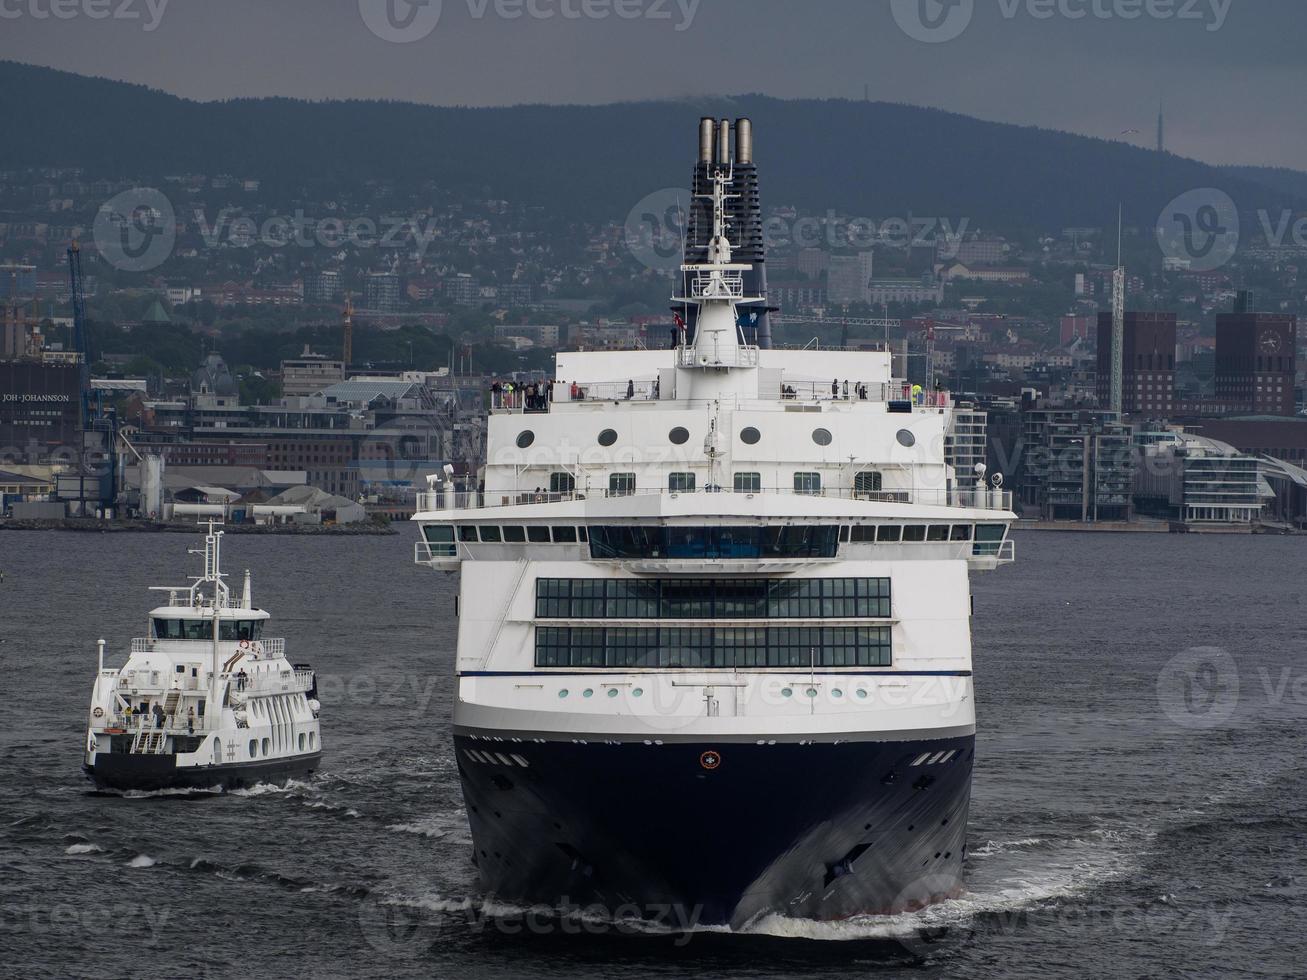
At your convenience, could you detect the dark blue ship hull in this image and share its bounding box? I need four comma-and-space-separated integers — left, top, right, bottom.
84, 751, 322, 793
455, 730, 973, 929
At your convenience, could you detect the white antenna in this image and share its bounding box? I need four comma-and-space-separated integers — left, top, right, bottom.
1110, 204, 1125, 415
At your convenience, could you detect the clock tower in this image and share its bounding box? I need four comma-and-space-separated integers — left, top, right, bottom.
1215, 311, 1297, 416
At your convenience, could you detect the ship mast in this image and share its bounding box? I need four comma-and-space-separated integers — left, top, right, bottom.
186, 520, 229, 730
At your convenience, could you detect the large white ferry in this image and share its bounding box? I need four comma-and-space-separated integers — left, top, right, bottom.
83, 523, 322, 792
414, 119, 1016, 929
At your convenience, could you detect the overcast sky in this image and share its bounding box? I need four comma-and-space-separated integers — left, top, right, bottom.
2, 0, 1303, 169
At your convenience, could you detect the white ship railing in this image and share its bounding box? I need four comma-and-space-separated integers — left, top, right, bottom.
416, 486, 1013, 514
490, 381, 952, 413
129, 637, 287, 658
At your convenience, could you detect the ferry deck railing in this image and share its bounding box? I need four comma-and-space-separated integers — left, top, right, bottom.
491, 381, 951, 413
416, 485, 1013, 514
129, 637, 287, 658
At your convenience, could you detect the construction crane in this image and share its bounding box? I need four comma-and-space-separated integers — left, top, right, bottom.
67, 241, 93, 422
772, 311, 902, 349
342, 293, 354, 367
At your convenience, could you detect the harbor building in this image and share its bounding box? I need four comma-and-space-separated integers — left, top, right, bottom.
1214, 310, 1297, 417
1134, 432, 1267, 529
1096, 311, 1177, 416
1020, 408, 1134, 522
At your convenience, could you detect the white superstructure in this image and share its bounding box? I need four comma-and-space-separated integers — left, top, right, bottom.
83, 523, 322, 792
415, 153, 1016, 928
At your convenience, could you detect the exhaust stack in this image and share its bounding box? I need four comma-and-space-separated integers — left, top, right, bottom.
735, 117, 753, 165
716, 117, 731, 167
698, 117, 715, 165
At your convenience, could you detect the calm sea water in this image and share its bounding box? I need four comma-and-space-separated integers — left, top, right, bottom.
1, 529, 1305, 978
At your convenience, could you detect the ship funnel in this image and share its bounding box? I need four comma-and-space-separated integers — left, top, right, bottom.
735, 117, 753, 165
698, 117, 715, 164
716, 117, 731, 167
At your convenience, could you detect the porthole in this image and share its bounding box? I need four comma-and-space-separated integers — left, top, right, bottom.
781, 687, 793, 698
606, 688, 618, 698
598, 429, 618, 447
261, 738, 270, 755
832, 688, 844, 698
558, 689, 569, 698
740, 426, 761, 445
298, 733, 306, 751
856, 688, 869, 700
632, 687, 644, 697
583, 689, 594, 698
812, 428, 833, 447
805, 687, 818, 698
896, 429, 916, 448
248, 739, 258, 758
669, 426, 690, 445
516, 430, 535, 449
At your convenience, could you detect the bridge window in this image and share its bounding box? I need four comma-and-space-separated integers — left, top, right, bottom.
526, 526, 551, 543
734, 472, 761, 493
927, 525, 951, 542
854, 471, 883, 495
534, 625, 891, 669
669, 472, 696, 492
478, 526, 502, 543
902, 525, 926, 542
549, 472, 575, 494
551, 526, 578, 544
608, 473, 636, 497
422, 524, 456, 556
458, 525, 478, 542
793, 472, 822, 495
536, 577, 890, 620
876, 525, 902, 543
588, 525, 840, 560
502, 526, 526, 543
973, 523, 1007, 556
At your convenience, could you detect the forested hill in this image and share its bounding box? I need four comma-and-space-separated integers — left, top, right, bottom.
1, 60, 1301, 232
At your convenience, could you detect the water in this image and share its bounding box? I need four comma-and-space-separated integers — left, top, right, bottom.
2, 529, 1305, 978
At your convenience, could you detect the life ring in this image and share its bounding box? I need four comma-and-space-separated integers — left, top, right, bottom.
239, 640, 251, 650
699, 750, 721, 771
92, 707, 104, 719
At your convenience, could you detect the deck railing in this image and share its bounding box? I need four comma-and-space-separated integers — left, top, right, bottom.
416, 485, 1013, 515
129, 637, 287, 658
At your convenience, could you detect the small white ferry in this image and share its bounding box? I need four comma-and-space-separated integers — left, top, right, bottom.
83, 522, 323, 792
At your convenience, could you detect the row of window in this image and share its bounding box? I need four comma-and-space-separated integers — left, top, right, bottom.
588, 525, 841, 560
535, 626, 892, 669
601, 471, 887, 496
536, 577, 891, 620
423, 523, 1008, 558
153, 618, 265, 641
